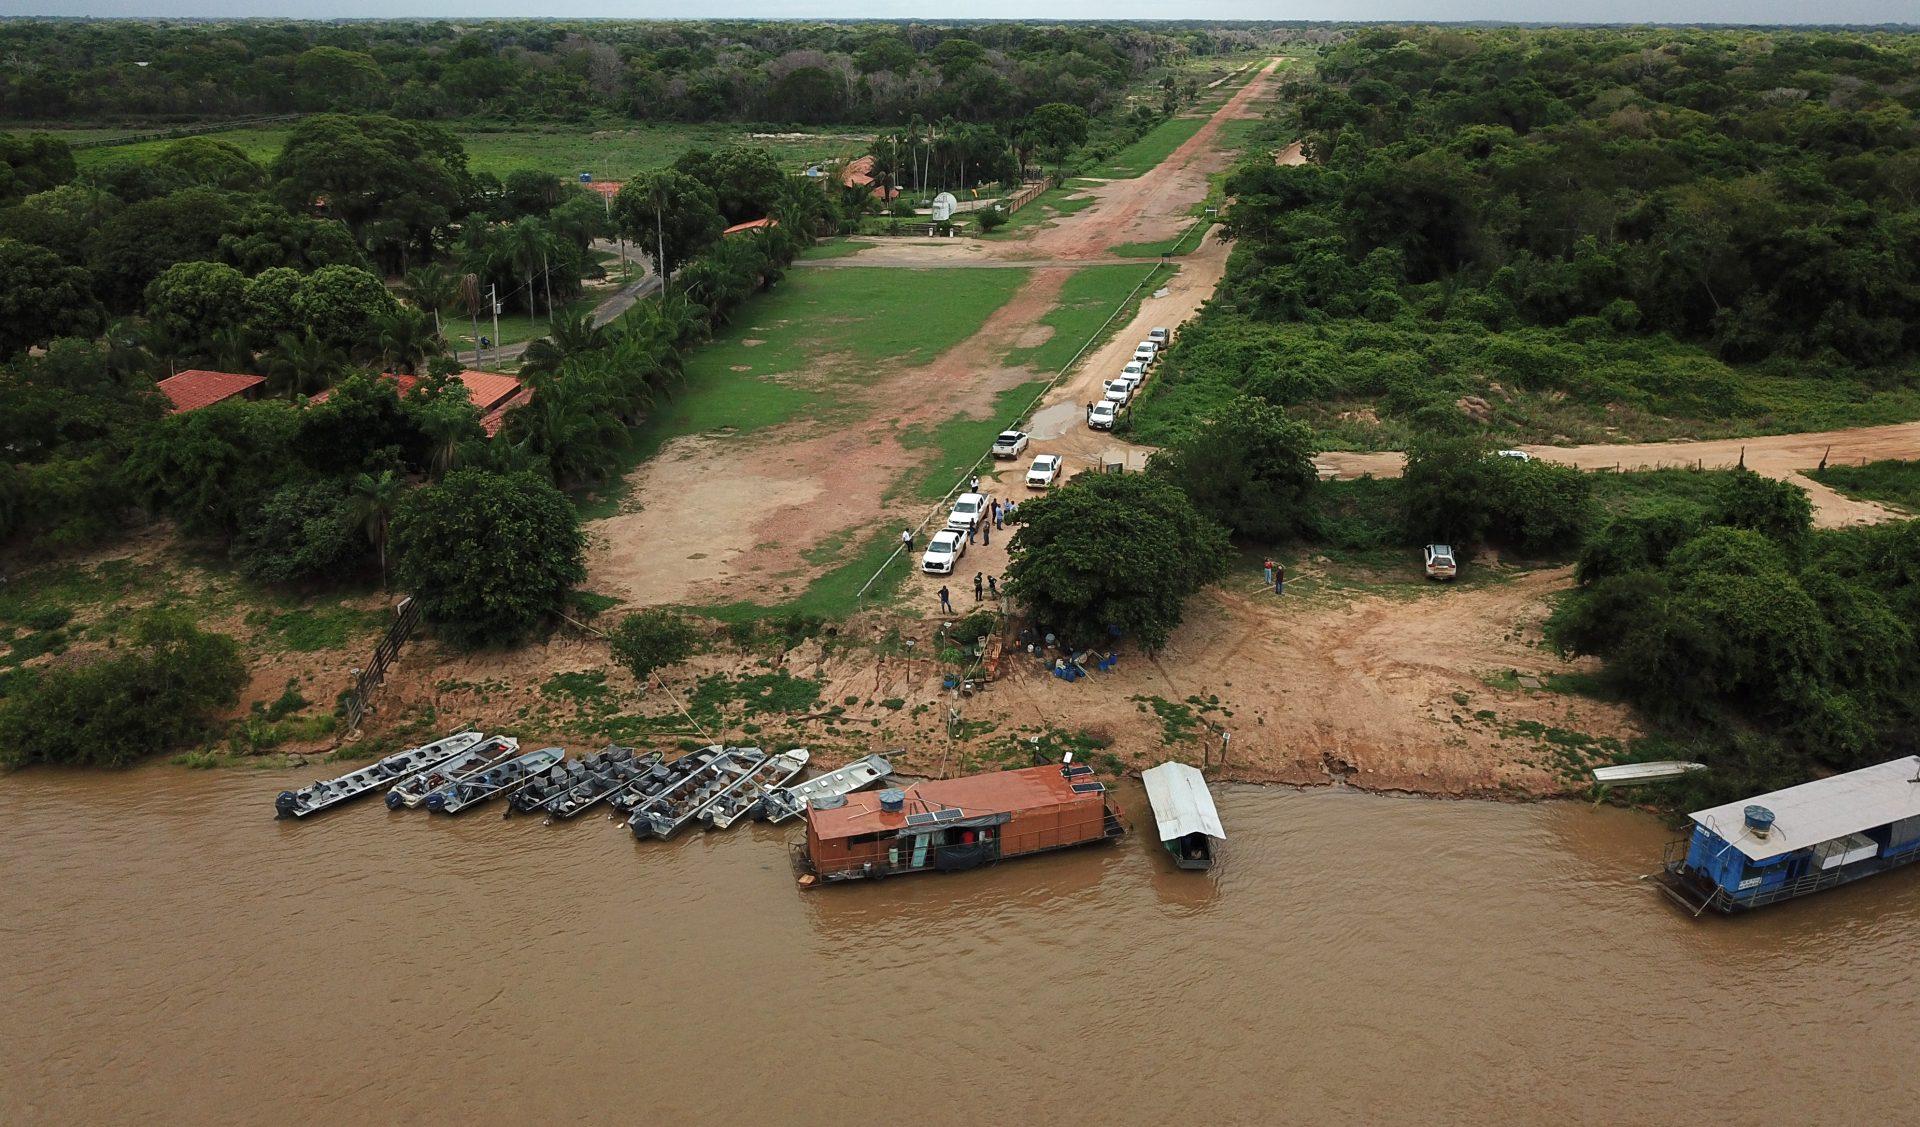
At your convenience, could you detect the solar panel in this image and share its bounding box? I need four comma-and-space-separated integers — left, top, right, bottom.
1070, 782, 1106, 794
1062, 764, 1094, 778
904, 808, 964, 827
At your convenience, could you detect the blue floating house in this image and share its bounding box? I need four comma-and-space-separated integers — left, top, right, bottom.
1657, 755, 1920, 914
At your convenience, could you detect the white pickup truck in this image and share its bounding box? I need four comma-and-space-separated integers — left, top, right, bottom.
991, 430, 1030, 459
1088, 401, 1122, 430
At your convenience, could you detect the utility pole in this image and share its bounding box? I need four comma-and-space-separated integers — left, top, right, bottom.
487, 284, 501, 367
541, 249, 554, 327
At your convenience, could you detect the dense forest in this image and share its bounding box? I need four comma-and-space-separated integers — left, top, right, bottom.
0, 19, 1306, 125
1142, 26, 1920, 450
1135, 25, 1920, 806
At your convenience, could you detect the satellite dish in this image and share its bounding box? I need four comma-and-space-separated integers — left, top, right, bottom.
930, 192, 958, 222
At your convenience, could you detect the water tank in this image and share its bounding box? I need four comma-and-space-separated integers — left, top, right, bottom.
1744, 805, 1776, 837
878, 789, 905, 813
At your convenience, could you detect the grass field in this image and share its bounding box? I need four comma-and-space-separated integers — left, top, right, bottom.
1093, 115, 1209, 179
982, 186, 1096, 238
1808, 459, 1920, 513
1004, 263, 1167, 372
70, 120, 880, 179
576, 265, 1031, 522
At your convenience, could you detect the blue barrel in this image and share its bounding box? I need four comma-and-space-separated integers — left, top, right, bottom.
1744, 805, 1776, 835
878, 789, 905, 813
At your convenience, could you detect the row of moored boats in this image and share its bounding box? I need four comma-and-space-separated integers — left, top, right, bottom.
274, 730, 893, 839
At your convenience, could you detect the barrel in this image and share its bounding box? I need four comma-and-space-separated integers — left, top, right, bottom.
1744, 805, 1776, 837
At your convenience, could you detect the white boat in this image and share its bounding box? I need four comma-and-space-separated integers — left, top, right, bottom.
702, 749, 811, 830
758, 753, 892, 824
274, 731, 486, 818
1591, 761, 1708, 786
386, 737, 520, 809
628, 747, 766, 840
1141, 761, 1225, 871
425, 747, 565, 814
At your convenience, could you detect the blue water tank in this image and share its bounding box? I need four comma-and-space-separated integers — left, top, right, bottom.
1744, 805, 1776, 836
878, 789, 905, 813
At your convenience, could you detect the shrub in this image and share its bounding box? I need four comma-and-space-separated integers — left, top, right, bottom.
976, 207, 1007, 233
609, 608, 699, 683
0, 611, 245, 768
231, 479, 364, 585
948, 610, 999, 647
1151, 395, 1319, 542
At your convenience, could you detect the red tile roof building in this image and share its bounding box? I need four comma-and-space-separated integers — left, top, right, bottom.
157, 370, 266, 414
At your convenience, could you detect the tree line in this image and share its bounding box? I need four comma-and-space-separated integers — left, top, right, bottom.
0, 19, 1298, 126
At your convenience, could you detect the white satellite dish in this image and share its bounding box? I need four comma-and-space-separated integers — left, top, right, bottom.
930, 192, 958, 222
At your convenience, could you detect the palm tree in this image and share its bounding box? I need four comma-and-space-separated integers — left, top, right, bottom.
376, 307, 439, 375
416, 403, 471, 481
401, 263, 459, 339
503, 217, 553, 316
208, 324, 254, 374
348, 470, 403, 590
521, 311, 608, 378
506, 373, 626, 487
265, 329, 345, 397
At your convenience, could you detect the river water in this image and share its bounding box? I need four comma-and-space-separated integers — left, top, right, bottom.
4, 764, 1916, 1125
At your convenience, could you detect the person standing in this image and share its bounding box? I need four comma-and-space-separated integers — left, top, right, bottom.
902, 527, 914, 552
980, 518, 990, 546
1274, 561, 1286, 596
987, 575, 999, 599
938, 585, 953, 614
973, 572, 984, 602
992, 499, 1003, 528
968, 474, 980, 494
965, 520, 976, 544
1263, 558, 1275, 587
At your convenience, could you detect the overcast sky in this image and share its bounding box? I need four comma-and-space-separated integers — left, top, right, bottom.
0, 2, 1913, 24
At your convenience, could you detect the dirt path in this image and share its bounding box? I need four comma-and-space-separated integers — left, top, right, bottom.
585, 60, 1286, 609
1318, 422, 1920, 529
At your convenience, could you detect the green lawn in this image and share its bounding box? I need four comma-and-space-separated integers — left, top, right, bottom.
576, 265, 1031, 521
1093, 116, 1209, 178
1808, 459, 1920, 513
982, 186, 1097, 238
72, 120, 880, 179
448, 296, 596, 356
1004, 263, 1169, 372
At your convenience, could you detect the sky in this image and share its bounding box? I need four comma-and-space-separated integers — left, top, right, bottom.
0, 2, 1913, 24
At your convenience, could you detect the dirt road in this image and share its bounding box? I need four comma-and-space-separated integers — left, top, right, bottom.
585, 59, 1284, 609
1318, 422, 1920, 528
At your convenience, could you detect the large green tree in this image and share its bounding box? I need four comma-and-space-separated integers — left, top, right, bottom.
122, 399, 300, 537
390, 468, 586, 648
1004, 473, 1231, 651
613, 169, 724, 279
0, 238, 100, 357
144, 260, 250, 361
0, 132, 75, 203
271, 114, 467, 267
292, 264, 402, 357
1151, 396, 1319, 542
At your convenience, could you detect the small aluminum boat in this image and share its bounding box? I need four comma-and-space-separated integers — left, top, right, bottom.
544, 748, 661, 821
628, 746, 767, 841
1591, 761, 1708, 786
606, 747, 723, 820
274, 731, 485, 818
508, 757, 596, 815
758, 753, 892, 824
386, 737, 520, 809
425, 747, 565, 814
702, 749, 811, 830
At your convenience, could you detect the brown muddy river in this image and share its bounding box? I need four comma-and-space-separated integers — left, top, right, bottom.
5, 764, 1917, 1124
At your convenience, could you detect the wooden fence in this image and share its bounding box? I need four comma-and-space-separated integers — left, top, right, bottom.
1004, 176, 1057, 214
341, 596, 421, 736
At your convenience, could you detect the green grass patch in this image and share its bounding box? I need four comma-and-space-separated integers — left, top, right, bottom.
899, 379, 1052, 501
249, 605, 386, 653
451, 296, 595, 353
1808, 459, 1920, 513
688, 670, 823, 722
1587, 467, 1741, 516
1005, 263, 1164, 372
702, 525, 909, 623
577, 266, 1029, 521
1094, 116, 1209, 178
796, 239, 876, 261
982, 187, 1096, 239
541, 670, 613, 709
74, 120, 880, 181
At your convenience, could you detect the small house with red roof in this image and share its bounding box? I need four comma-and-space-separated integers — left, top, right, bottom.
307, 370, 528, 438
157, 369, 266, 414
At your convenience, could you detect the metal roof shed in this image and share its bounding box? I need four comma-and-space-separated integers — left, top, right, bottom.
1688, 755, 1920, 862
1142, 762, 1224, 871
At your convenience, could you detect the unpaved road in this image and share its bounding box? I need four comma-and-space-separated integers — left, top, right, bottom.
1318, 422, 1920, 528
585, 59, 1284, 608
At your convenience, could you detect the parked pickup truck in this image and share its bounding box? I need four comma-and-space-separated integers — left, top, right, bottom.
946, 492, 990, 533
991, 430, 1030, 459
1026, 454, 1062, 489
1102, 380, 1132, 406
1148, 326, 1170, 344
921, 529, 967, 574
1088, 401, 1122, 430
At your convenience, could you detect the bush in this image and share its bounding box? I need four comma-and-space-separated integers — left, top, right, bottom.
976, 207, 1007, 233
1151, 395, 1319, 542
948, 610, 999, 647
0, 611, 245, 768
390, 469, 585, 648
231, 479, 364, 585
608, 608, 699, 683
1483, 457, 1592, 553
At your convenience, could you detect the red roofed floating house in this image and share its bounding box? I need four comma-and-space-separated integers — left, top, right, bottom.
795, 761, 1128, 885
157, 369, 266, 414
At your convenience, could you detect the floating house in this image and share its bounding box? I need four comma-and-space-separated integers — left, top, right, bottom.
1141, 761, 1224, 871
796, 762, 1126, 885
1656, 756, 1920, 914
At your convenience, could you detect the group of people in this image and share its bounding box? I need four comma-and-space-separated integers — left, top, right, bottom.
1263, 558, 1286, 595
936, 571, 1001, 613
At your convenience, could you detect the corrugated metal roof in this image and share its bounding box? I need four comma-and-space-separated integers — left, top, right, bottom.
1140, 762, 1225, 843
157, 370, 265, 414
1691, 756, 1920, 860
807, 764, 1099, 840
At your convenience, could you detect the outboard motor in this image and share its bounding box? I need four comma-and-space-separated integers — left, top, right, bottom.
385, 791, 405, 810
274, 791, 300, 816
